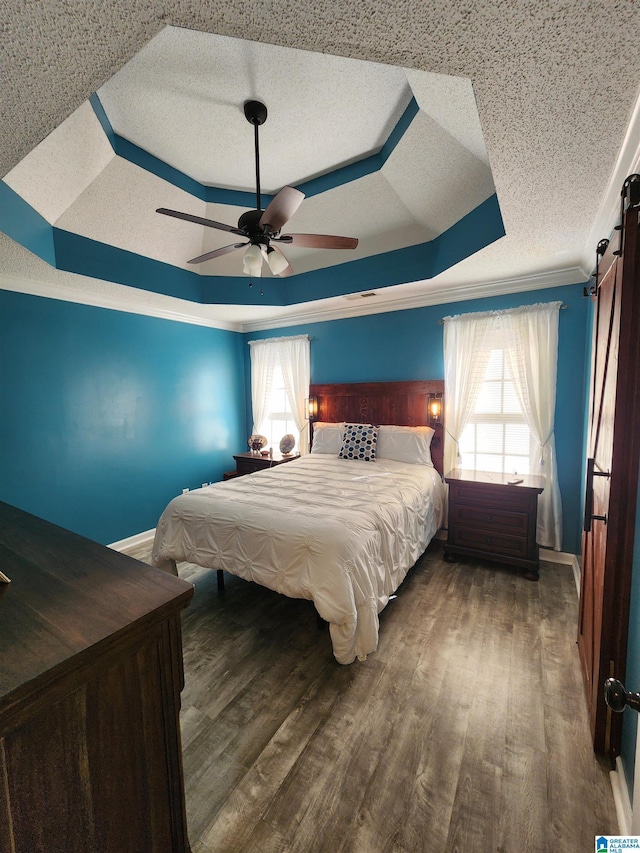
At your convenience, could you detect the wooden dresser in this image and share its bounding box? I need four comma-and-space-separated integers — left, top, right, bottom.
444, 469, 545, 580
0, 501, 194, 853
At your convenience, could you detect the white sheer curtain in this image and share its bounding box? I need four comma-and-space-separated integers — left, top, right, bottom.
501, 302, 562, 549
443, 302, 563, 550
248, 335, 311, 455
249, 339, 278, 437
279, 335, 311, 454
442, 312, 494, 475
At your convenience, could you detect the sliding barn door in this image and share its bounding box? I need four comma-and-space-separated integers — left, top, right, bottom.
578, 179, 640, 760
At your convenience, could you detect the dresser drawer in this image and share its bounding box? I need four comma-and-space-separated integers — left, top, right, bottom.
455, 526, 529, 559
453, 483, 533, 512
452, 504, 530, 536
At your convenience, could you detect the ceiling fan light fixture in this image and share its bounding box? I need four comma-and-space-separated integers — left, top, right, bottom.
243, 243, 263, 275
157, 100, 358, 277
266, 247, 289, 276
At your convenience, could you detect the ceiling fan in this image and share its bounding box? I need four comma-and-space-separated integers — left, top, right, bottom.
157, 100, 359, 278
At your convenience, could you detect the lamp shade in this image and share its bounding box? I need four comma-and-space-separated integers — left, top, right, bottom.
266, 247, 288, 276
243, 243, 263, 275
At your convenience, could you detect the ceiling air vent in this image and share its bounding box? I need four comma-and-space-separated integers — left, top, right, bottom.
344, 292, 377, 301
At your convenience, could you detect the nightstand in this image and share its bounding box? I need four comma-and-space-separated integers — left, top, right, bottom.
232, 451, 300, 477
443, 469, 545, 580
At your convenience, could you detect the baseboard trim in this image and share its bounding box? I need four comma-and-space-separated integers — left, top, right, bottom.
108, 528, 156, 554
611, 755, 632, 834
539, 548, 581, 596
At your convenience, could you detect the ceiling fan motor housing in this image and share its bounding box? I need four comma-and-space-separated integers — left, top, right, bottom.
244, 100, 267, 126
238, 208, 271, 242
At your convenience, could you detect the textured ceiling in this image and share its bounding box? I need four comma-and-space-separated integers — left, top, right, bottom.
1, 1, 640, 330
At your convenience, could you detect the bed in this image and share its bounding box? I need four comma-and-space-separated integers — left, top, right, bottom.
152, 381, 445, 664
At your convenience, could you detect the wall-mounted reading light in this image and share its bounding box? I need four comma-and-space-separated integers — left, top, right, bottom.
306, 395, 318, 421
428, 393, 443, 426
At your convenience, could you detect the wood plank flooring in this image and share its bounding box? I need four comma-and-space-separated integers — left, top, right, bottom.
129, 541, 617, 852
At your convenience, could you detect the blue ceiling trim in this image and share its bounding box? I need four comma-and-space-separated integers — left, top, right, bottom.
89, 93, 117, 149
89, 93, 263, 208
379, 97, 419, 161
0, 181, 56, 266
52, 228, 206, 303
430, 193, 505, 277
1, 186, 504, 307
294, 97, 418, 199
88, 93, 420, 206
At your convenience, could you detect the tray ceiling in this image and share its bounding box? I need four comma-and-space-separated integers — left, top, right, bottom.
1, 2, 639, 329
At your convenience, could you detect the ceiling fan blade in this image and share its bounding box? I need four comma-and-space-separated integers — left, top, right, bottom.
157, 208, 245, 236
276, 233, 359, 250
188, 243, 248, 265
259, 187, 305, 234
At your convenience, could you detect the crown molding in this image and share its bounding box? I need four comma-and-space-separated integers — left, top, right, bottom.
239, 266, 587, 332
582, 89, 640, 270
0, 274, 243, 331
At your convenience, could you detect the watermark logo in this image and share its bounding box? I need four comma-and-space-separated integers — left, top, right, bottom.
596, 837, 640, 851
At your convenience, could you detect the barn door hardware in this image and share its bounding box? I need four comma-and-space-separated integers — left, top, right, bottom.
585, 239, 610, 298
614, 174, 640, 258
583, 457, 611, 532
604, 678, 640, 713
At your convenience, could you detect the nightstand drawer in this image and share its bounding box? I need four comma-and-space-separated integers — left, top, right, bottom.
236, 457, 268, 475
453, 483, 533, 512
455, 527, 529, 559
452, 504, 529, 536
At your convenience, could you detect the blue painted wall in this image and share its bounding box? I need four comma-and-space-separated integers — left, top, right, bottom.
245, 282, 590, 555
0, 290, 246, 544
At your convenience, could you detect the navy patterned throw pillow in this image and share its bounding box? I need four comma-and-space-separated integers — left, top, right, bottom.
338, 423, 379, 462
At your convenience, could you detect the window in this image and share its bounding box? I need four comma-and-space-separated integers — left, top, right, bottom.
458, 348, 532, 475
255, 364, 300, 449
443, 301, 563, 550
248, 334, 310, 454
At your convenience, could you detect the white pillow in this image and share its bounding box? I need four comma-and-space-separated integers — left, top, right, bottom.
311, 422, 345, 454
376, 424, 435, 465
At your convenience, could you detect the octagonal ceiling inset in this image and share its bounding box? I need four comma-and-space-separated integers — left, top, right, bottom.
0, 26, 504, 306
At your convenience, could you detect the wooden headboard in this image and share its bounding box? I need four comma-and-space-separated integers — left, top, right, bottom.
309, 380, 444, 475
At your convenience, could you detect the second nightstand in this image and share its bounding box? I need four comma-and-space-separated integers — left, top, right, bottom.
232, 451, 300, 477
444, 468, 545, 580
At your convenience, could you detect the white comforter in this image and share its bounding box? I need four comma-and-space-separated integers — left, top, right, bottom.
152, 455, 444, 664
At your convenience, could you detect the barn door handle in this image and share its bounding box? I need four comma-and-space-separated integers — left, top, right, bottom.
604, 678, 640, 713
583, 457, 611, 532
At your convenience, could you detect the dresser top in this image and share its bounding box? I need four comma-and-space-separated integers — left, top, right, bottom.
0, 501, 193, 708
445, 468, 545, 492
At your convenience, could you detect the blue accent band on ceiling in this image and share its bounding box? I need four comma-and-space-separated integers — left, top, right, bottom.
295, 97, 419, 198
380, 96, 419, 160
89, 93, 265, 208
0, 181, 56, 266
88, 94, 420, 205
89, 93, 117, 149
52, 228, 206, 304
12, 191, 503, 306
430, 193, 505, 278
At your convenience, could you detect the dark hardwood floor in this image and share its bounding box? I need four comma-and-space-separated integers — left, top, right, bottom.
131, 541, 617, 852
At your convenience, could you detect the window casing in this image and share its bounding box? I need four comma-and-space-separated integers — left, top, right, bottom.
458, 349, 533, 475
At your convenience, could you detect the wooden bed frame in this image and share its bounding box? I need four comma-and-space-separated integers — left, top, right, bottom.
309, 380, 444, 475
